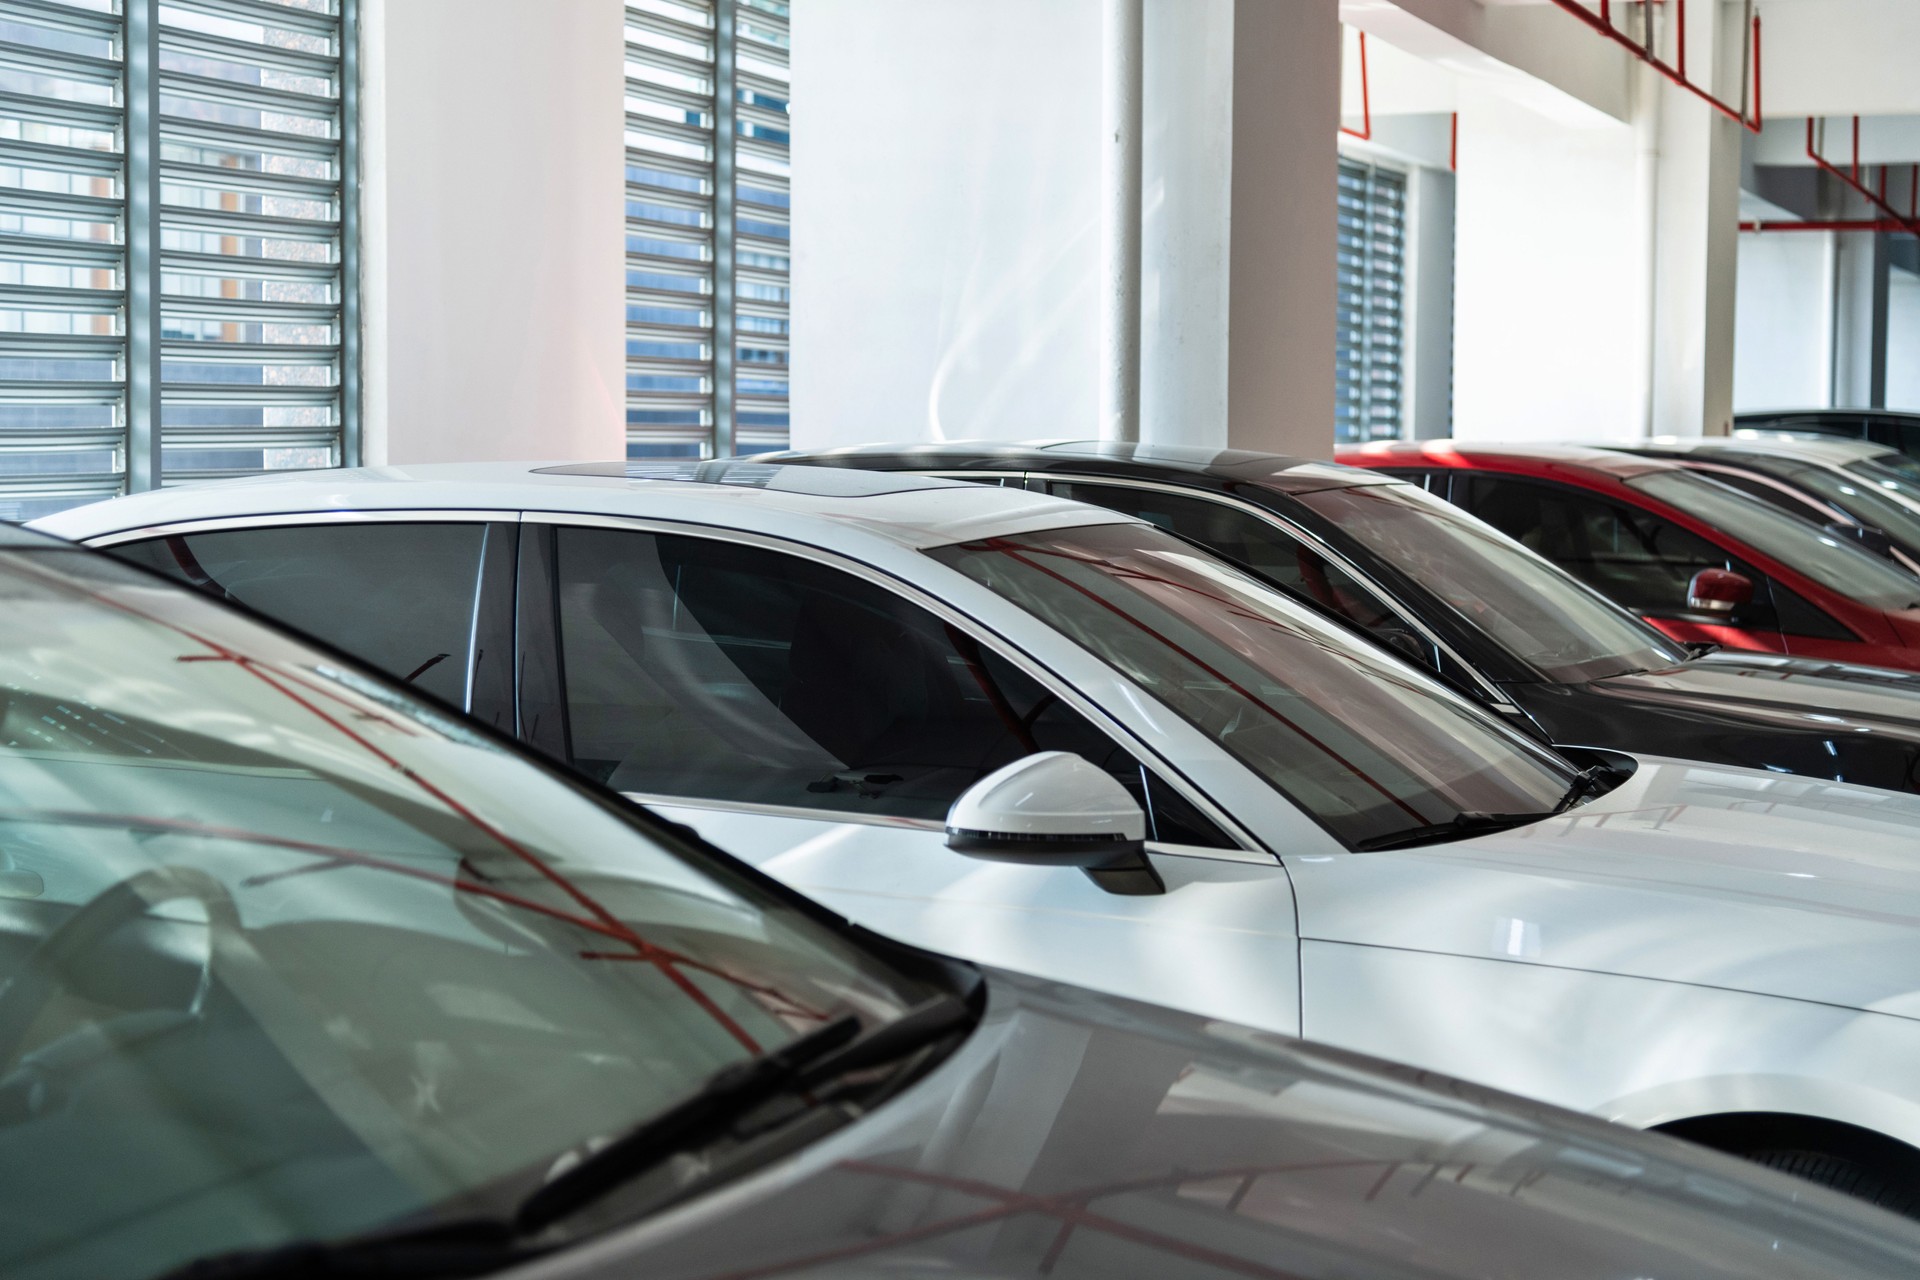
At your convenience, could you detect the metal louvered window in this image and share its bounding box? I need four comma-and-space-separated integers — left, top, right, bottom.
0, 0, 354, 522
1335, 157, 1405, 444
625, 0, 788, 460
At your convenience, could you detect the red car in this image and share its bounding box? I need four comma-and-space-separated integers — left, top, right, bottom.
1337, 441, 1920, 672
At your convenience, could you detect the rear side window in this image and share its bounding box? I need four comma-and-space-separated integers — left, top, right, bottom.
551, 526, 1230, 844
109, 523, 488, 709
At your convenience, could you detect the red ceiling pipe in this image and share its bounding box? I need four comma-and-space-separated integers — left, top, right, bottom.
1545, 0, 1762, 133
1339, 30, 1371, 141
1804, 117, 1920, 237
1740, 219, 1914, 233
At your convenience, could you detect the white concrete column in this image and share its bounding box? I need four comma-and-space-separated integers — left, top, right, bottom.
1099, 0, 1143, 443
1645, 2, 1743, 438
1833, 227, 1892, 408
1225, 0, 1340, 459
363, 0, 626, 465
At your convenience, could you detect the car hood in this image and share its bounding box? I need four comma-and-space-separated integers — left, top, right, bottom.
1584, 651, 1920, 745
1293, 756, 1920, 1020
524, 969, 1920, 1280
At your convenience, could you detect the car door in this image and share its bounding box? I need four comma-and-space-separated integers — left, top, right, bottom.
523, 514, 1305, 1035
1450, 473, 1793, 655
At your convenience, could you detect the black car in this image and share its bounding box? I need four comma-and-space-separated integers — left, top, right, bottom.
775, 440, 1920, 794
1739, 408, 1920, 460
8, 531, 1920, 1279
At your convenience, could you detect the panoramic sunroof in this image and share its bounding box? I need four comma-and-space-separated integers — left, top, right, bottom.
532, 459, 960, 498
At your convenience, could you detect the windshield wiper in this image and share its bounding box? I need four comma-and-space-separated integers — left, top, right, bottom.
160, 995, 975, 1279
1684, 641, 1722, 659
516, 993, 973, 1231
1553, 763, 1615, 814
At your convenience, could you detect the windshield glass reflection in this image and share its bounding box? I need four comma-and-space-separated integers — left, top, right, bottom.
929, 524, 1574, 849
0, 549, 937, 1280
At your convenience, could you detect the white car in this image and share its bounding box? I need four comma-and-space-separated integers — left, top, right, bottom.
38, 459, 1920, 1204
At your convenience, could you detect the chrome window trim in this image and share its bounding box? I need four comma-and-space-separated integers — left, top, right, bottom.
1023, 473, 1515, 707
525, 508, 1269, 861
83, 509, 519, 548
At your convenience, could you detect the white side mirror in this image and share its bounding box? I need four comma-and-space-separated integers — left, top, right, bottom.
945, 752, 1162, 896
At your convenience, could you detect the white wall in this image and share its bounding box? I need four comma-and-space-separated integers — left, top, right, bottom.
790, 0, 1101, 448
1450, 83, 1646, 442
1888, 266, 1920, 412
1732, 231, 1835, 411
365, 0, 626, 465
790, 0, 1336, 456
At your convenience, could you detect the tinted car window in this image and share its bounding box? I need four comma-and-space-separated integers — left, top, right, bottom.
552, 527, 1226, 843
1630, 470, 1920, 610
1456, 474, 1755, 620
1295, 483, 1687, 682
111, 523, 488, 709
930, 523, 1576, 850
0, 544, 943, 1280
1048, 482, 1438, 669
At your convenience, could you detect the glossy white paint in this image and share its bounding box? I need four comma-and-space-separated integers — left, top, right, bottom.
945, 751, 1147, 844
38, 461, 1920, 1152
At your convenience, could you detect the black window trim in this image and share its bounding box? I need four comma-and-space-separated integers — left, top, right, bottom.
514, 508, 1272, 863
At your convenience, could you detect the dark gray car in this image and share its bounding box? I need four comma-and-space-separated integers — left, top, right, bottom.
4, 524, 1919, 1280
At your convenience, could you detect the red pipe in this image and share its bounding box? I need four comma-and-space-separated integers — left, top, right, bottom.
1544, 0, 1762, 133
1805, 117, 1920, 237
1449, 111, 1458, 172
1740, 219, 1914, 233
1340, 31, 1371, 141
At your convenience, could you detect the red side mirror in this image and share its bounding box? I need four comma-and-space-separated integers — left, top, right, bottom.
1687, 568, 1754, 615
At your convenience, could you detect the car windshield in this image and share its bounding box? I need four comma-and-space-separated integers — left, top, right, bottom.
0, 546, 943, 1280
1294, 483, 1687, 682
1629, 470, 1920, 610
1725, 455, 1920, 555
928, 523, 1577, 850
1846, 452, 1920, 496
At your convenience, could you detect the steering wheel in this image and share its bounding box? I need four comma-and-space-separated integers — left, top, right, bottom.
0, 866, 238, 1072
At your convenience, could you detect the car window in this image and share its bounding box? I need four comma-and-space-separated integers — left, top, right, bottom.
0, 543, 945, 1280
930, 523, 1576, 851
1046, 482, 1440, 671
549, 526, 1230, 845
1629, 470, 1920, 611
1293, 483, 1687, 682
1454, 474, 1767, 622
110, 523, 491, 710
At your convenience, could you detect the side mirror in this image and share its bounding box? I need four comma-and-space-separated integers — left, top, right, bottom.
1687, 568, 1754, 616
1825, 521, 1898, 559
945, 752, 1163, 896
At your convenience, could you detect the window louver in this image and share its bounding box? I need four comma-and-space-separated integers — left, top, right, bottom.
0, 0, 353, 522
1335, 157, 1405, 444
625, 0, 788, 460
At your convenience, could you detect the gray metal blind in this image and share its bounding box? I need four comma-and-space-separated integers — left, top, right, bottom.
0, 0, 354, 521
625, 0, 788, 460
1335, 157, 1405, 444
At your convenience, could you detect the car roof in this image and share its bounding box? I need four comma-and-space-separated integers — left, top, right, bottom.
772, 439, 1401, 494
1335, 439, 1680, 480
1624, 435, 1899, 468
30, 459, 1142, 552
